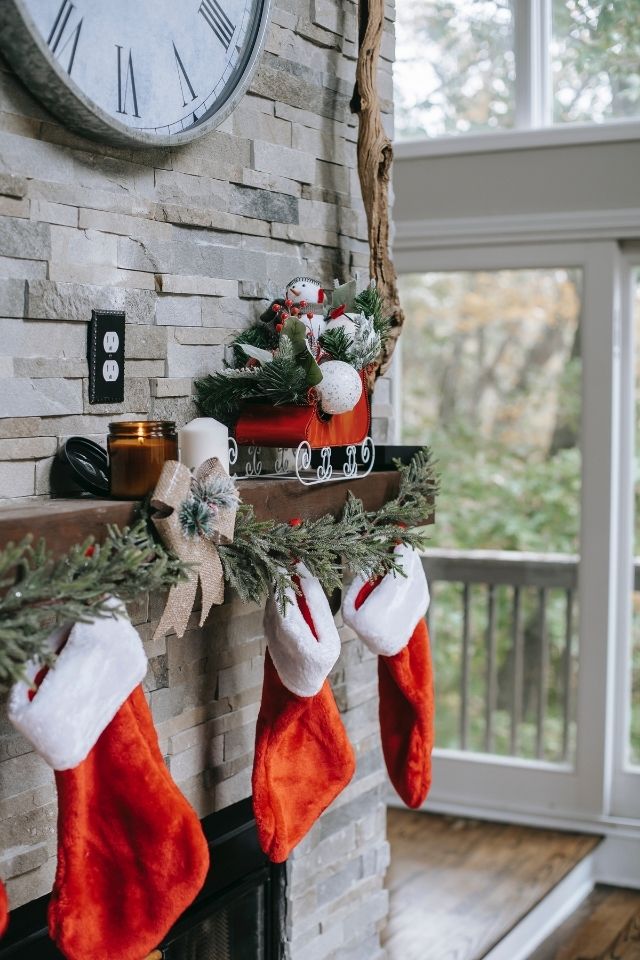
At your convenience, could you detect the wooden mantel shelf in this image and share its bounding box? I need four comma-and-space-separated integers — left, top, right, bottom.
0, 472, 404, 555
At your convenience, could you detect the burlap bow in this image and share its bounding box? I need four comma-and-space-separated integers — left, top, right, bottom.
151, 458, 236, 640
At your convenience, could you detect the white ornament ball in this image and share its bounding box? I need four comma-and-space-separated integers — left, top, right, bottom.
316, 361, 363, 415
285, 276, 324, 305
324, 312, 360, 342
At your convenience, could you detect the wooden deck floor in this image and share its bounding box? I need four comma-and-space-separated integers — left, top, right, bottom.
529, 884, 640, 959
383, 808, 601, 960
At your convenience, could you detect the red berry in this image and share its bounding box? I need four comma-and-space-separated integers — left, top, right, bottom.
289, 517, 302, 527
275, 322, 283, 332
280, 312, 289, 320
84, 545, 95, 558
284, 298, 293, 308
306, 312, 314, 320
272, 303, 280, 311
291, 306, 300, 315
299, 300, 307, 309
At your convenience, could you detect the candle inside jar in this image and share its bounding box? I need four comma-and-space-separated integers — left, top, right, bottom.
108, 421, 178, 498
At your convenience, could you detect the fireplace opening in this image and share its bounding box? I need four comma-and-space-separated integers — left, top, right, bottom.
0, 798, 285, 960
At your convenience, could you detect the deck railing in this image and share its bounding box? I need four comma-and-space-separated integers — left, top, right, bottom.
422, 549, 640, 764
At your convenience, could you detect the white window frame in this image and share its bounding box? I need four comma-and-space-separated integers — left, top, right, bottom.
395, 0, 640, 159
395, 239, 637, 830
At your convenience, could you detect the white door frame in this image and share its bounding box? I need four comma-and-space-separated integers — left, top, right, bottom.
395, 240, 625, 822
610, 250, 640, 819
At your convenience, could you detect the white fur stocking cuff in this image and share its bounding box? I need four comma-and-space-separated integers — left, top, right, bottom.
265, 563, 340, 697
8, 597, 147, 770
343, 545, 430, 657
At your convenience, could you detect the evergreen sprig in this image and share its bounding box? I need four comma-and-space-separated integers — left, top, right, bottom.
0, 521, 189, 692
319, 326, 353, 363
354, 284, 391, 348
179, 472, 240, 540
320, 315, 381, 370
232, 323, 278, 366
195, 338, 311, 424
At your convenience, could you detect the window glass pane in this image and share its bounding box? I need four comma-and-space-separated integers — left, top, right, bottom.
394, 0, 515, 140
631, 267, 640, 766
399, 269, 582, 762
552, 0, 640, 124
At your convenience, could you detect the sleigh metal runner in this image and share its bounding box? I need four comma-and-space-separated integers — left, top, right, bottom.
228, 437, 376, 486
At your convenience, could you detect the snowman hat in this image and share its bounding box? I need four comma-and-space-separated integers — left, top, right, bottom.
285, 276, 325, 302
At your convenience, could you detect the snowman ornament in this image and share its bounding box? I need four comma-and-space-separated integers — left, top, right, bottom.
285, 276, 327, 339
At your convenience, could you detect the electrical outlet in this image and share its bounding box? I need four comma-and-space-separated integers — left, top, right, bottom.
103, 331, 120, 354
102, 359, 120, 382
87, 311, 126, 404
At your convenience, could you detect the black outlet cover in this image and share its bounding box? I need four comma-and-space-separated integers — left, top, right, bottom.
87, 310, 125, 404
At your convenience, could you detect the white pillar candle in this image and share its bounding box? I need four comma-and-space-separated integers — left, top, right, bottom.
178, 417, 230, 472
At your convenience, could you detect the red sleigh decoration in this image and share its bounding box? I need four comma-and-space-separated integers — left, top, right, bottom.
233, 372, 370, 450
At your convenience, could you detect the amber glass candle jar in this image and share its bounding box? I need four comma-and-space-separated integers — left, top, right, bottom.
108, 421, 178, 499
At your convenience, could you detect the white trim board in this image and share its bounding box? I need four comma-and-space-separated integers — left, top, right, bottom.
394, 208, 640, 252
407, 795, 640, 843
394, 119, 640, 160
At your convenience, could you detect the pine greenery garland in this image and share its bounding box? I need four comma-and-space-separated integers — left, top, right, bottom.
0, 521, 188, 693
219, 446, 439, 609
0, 449, 438, 687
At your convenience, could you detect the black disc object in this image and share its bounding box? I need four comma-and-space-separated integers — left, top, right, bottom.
52, 437, 110, 497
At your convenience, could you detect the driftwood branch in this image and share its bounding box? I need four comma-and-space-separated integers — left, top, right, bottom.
352, 0, 405, 383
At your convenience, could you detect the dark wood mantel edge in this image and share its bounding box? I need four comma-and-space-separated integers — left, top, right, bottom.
0, 471, 432, 557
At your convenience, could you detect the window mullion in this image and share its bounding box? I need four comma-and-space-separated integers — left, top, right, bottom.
513, 0, 533, 128
537, 0, 553, 126
514, 0, 552, 129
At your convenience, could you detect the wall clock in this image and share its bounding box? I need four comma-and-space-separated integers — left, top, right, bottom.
0, 0, 272, 147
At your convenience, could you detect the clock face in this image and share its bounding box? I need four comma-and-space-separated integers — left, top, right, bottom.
0, 0, 271, 146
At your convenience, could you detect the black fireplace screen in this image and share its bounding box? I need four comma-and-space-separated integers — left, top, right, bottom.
0, 798, 284, 960
163, 882, 268, 960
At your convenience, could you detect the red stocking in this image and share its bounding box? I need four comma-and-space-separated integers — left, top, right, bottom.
49, 686, 209, 960
7, 601, 209, 960
253, 565, 355, 862
343, 545, 434, 808
0, 881, 8, 939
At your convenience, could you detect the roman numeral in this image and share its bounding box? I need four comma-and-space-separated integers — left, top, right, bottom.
198, 0, 235, 51
173, 43, 197, 107
115, 46, 140, 118
47, 0, 83, 75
